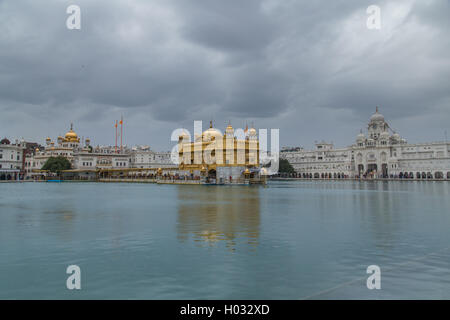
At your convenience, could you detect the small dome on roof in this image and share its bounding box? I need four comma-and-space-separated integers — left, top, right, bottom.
202, 122, 222, 140
356, 131, 365, 141
380, 131, 390, 139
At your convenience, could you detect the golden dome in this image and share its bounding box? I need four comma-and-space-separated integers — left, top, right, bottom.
64, 123, 79, 142
202, 127, 222, 141
65, 130, 78, 139
225, 122, 234, 135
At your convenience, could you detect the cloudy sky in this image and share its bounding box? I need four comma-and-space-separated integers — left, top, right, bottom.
0, 0, 449, 151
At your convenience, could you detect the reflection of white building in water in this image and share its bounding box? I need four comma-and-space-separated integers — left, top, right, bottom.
281, 108, 450, 179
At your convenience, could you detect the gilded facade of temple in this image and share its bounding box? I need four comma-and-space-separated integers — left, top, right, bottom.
177, 121, 264, 184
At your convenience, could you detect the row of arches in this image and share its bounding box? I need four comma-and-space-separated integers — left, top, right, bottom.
0, 172, 20, 180
278, 172, 349, 179
398, 171, 450, 179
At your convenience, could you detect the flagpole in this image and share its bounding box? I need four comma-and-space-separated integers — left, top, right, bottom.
120, 116, 123, 154
115, 120, 118, 154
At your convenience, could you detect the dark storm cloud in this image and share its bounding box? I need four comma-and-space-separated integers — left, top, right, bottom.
0, 0, 449, 149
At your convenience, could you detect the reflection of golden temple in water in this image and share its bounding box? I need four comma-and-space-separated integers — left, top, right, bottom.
176, 186, 261, 249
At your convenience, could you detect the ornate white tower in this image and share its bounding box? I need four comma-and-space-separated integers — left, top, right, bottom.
367, 107, 389, 141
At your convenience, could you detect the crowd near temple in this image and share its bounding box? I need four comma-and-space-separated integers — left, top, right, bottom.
1, 109, 450, 182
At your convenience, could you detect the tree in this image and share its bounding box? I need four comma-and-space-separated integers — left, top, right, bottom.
279, 158, 295, 174
42, 156, 72, 176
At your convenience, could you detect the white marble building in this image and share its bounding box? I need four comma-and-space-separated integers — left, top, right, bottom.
130, 145, 176, 169
24, 125, 175, 179
0, 138, 25, 180
281, 109, 450, 179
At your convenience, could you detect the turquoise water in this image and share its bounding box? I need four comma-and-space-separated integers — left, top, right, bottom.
0, 181, 449, 299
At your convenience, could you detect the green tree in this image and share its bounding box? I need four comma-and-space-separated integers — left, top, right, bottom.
279, 158, 295, 174
41, 156, 72, 176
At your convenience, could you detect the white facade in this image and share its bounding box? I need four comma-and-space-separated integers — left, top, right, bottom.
130, 145, 176, 169
24, 125, 175, 178
281, 109, 450, 179
0, 138, 25, 180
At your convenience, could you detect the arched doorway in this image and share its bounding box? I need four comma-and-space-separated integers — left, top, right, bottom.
367, 164, 377, 174
358, 164, 364, 175
381, 164, 388, 178
435, 172, 443, 179
207, 169, 216, 183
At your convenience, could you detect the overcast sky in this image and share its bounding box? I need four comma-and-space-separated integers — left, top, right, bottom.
0, 0, 449, 151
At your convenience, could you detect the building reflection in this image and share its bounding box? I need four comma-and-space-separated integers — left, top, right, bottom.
176, 186, 261, 249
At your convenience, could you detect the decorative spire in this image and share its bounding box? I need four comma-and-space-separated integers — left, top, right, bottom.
209, 120, 213, 128
376, 106, 379, 113
70, 122, 73, 131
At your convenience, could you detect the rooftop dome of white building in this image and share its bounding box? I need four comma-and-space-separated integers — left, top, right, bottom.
356, 130, 365, 141
370, 107, 385, 122
392, 132, 401, 141
380, 131, 390, 139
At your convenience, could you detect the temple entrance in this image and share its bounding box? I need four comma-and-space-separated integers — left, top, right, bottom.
381, 163, 388, 178
206, 169, 216, 183
357, 164, 364, 175
367, 164, 377, 175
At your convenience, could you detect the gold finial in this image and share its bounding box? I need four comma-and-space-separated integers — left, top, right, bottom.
376, 106, 379, 113
209, 120, 213, 128
70, 122, 73, 131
